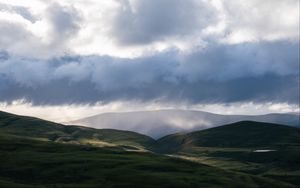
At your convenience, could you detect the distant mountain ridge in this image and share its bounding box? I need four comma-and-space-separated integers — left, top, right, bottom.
69, 110, 300, 138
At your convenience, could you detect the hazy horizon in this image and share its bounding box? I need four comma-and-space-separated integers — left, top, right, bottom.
1, 104, 300, 123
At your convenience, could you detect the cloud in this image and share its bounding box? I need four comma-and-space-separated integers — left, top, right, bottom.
0, 21, 43, 57
45, 3, 82, 48
221, 0, 299, 43
178, 41, 299, 82
0, 3, 36, 22
110, 0, 217, 45
0, 2, 82, 58
0, 41, 298, 105
0, 0, 298, 58
0, 0, 298, 113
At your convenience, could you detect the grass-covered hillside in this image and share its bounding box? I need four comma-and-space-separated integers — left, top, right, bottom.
0, 111, 155, 150
0, 133, 293, 188
0, 111, 299, 187
157, 121, 300, 151
156, 121, 300, 187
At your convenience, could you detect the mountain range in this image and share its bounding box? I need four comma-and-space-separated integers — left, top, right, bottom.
69, 109, 300, 138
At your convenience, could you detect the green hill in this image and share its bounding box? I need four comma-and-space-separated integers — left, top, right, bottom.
156, 121, 300, 187
157, 121, 300, 152
0, 111, 155, 150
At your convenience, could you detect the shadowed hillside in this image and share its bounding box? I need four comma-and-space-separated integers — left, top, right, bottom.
0, 111, 155, 150
156, 121, 300, 152
155, 121, 300, 187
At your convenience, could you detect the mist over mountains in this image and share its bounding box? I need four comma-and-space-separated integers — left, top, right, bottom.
69, 110, 300, 138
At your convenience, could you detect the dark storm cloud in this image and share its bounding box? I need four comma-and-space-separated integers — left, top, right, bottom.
179, 41, 299, 82
0, 41, 299, 105
111, 0, 216, 45
0, 51, 8, 60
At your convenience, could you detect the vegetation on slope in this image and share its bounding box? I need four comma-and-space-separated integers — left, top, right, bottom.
156, 121, 300, 152
156, 121, 300, 187
0, 111, 155, 150
0, 133, 293, 188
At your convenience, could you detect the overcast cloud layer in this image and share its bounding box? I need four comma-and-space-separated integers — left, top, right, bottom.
0, 0, 299, 109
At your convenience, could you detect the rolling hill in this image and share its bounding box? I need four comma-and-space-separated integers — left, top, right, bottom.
0, 111, 155, 150
156, 121, 300, 152
69, 110, 300, 138
155, 121, 300, 187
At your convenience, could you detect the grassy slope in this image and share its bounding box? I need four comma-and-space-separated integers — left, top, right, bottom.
156, 121, 300, 187
0, 133, 293, 188
0, 111, 155, 150
157, 121, 300, 152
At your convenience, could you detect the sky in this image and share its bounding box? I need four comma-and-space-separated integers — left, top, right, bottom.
0, 0, 299, 122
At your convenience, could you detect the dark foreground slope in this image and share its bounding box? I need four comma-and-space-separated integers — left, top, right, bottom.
0, 133, 292, 188
0, 111, 155, 150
